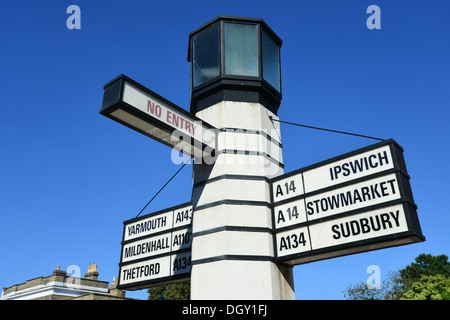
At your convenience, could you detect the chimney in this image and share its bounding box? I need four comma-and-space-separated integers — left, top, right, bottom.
52, 264, 67, 279
84, 263, 99, 281
109, 277, 126, 298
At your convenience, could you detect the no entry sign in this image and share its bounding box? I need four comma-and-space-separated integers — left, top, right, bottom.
100, 74, 216, 159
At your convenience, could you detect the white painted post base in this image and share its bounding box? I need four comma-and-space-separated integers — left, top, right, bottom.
190, 101, 295, 300
191, 260, 294, 300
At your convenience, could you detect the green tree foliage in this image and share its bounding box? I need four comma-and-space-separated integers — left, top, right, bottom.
147, 285, 166, 300
343, 254, 450, 300
400, 254, 450, 283
344, 270, 404, 300
147, 281, 190, 300
400, 275, 450, 300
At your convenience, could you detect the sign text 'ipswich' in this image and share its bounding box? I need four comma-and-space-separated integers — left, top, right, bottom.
270, 139, 424, 266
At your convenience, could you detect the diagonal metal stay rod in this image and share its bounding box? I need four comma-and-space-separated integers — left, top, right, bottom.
136, 157, 191, 218
269, 116, 385, 142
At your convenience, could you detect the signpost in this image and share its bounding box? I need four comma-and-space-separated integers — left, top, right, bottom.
100, 16, 424, 299
100, 74, 216, 160
270, 139, 424, 266
118, 203, 193, 290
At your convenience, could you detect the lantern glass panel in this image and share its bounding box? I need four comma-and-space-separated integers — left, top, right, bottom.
192, 22, 221, 87
224, 22, 258, 77
262, 29, 281, 92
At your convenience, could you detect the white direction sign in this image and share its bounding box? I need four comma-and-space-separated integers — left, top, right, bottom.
272, 143, 396, 204
119, 251, 192, 288
118, 203, 193, 290
100, 74, 216, 159
271, 140, 424, 266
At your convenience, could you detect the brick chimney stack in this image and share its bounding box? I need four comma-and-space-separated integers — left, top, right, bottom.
84, 263, 99, 281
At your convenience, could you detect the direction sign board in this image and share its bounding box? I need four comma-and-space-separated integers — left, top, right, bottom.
117, 203, 193, 290
270, 139, 424, 266
100, 74, 216, 159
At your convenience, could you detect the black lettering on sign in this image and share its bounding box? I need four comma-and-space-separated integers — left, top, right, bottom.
175, 208, 192, 224
122, 263, 160, 280
128, 215, 167, 237
275, 180, 297, 199
277, 205, 300, 224
279, 232, 307, 251
173, 256, 191, 271
332, 210, 401, 240
330, 150, 390, 181
306, 178, 397, 215
124, 237, 170, 259
173, 231, 191, 247
277, 210, 285, 224
276, 185, 283, 198
287, 206, 299, 220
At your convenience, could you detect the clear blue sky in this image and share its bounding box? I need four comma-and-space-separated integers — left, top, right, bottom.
1, 0, 449, 300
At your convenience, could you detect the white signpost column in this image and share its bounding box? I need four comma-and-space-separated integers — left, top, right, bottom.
187, 16, 295, 299
190, 101, 294, 299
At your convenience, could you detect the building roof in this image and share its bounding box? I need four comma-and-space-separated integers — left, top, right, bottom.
1, 264, 133, 300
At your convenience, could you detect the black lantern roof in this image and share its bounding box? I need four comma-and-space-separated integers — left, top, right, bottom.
188, 16, 282, 115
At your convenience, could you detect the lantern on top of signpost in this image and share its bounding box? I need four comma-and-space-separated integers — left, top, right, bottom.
188, 15, 282, 115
